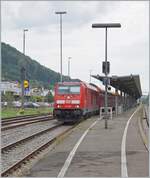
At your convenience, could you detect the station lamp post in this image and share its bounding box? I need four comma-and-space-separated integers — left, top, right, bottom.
68, 57, 71, 79
92, 23, 121, 129
55, 11, 67, 83
21, 29, 28, 109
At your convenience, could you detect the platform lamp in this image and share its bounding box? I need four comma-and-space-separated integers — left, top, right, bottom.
55, 11, 67, 83
92, 23, 121, 129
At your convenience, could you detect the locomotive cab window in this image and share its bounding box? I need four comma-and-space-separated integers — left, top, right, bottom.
58, 86, 70, 94
70, 86, 80, 94
58, 85, 80, 94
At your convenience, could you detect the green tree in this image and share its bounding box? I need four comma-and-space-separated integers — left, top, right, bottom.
45, 91, 54, 103
30, 95, 44, 102
1, 42, 80, 87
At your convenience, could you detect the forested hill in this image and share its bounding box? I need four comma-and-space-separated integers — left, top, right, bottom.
1, 42, 80, 88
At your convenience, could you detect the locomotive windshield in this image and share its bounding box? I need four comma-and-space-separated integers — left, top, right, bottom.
58, 85, 80, 94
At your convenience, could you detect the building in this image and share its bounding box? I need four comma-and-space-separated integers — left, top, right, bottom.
1, 81, 21, 95
1, 81, 54, 97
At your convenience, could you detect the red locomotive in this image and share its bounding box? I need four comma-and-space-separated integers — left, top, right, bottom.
53, 81, 101, 122
53, 81, 118, 122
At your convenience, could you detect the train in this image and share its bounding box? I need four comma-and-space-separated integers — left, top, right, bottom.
53, 81, 119, 123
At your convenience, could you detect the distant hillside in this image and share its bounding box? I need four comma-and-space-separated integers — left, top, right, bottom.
1, 42, 80, 88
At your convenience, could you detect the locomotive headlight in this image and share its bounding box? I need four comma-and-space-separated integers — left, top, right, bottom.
76, 105, 79, 108
57, 105, 60, 108
56, 100, 65, 104
71, 100, 80, 104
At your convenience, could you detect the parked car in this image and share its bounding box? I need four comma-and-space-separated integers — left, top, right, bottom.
36, 102, 49, 107
24, 102, 40, 108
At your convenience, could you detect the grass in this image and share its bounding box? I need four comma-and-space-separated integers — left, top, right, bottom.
1, 107, 53, 119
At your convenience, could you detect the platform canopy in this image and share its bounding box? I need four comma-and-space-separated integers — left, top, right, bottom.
92, 74, 142, 99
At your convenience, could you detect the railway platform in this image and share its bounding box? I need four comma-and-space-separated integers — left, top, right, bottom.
27, 106, 148, 177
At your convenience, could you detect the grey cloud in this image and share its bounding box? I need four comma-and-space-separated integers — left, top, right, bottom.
2, 1, 120, 31
2, 1, 148, 93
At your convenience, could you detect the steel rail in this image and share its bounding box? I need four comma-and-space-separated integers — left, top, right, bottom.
2, 113, 52, 123
2, 115, 52, 125
1, 125, 76, 177
2, 123, 62, 153
1, 116, 53, 131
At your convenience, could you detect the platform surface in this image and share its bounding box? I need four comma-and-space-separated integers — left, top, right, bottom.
27, 107, 149, 177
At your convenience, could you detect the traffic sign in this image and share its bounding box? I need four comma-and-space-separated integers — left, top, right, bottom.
103, 77, 110, 85
102, 61, 110, 74
24, 80, 29, 88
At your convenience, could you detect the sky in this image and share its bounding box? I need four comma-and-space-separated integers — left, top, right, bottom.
1, 1, 149, 94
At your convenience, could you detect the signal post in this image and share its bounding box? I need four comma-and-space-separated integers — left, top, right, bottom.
21, 67, 25, 109
20, 67, 29, 109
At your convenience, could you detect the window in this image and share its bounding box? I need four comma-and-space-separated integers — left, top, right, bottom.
70, 86, 80, 94
58, 86, 70, 94
58, 85, 80, 94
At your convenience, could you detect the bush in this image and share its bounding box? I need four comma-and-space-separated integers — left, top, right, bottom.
3, 91, 14, 107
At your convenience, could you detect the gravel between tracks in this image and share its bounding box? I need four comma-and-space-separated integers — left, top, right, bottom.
2, 125, 71, 172
2, 119, 59, 147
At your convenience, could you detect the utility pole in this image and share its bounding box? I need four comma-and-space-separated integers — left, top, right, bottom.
55, 11, 67, 82
21, 29, 28, 109
68, 57, 71, 79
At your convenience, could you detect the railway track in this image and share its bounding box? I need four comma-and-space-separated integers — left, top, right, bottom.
2, 113, 51, 121
2, 123, 61, 153
2, 123, 75, 177
2, 114, 53, 131
2, 113, 52, 124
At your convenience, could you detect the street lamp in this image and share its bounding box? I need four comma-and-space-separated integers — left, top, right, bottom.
55, 11, 67, 82
21, 29, 28, 109
68, 57, 71, 79
92, 23, 121, 129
